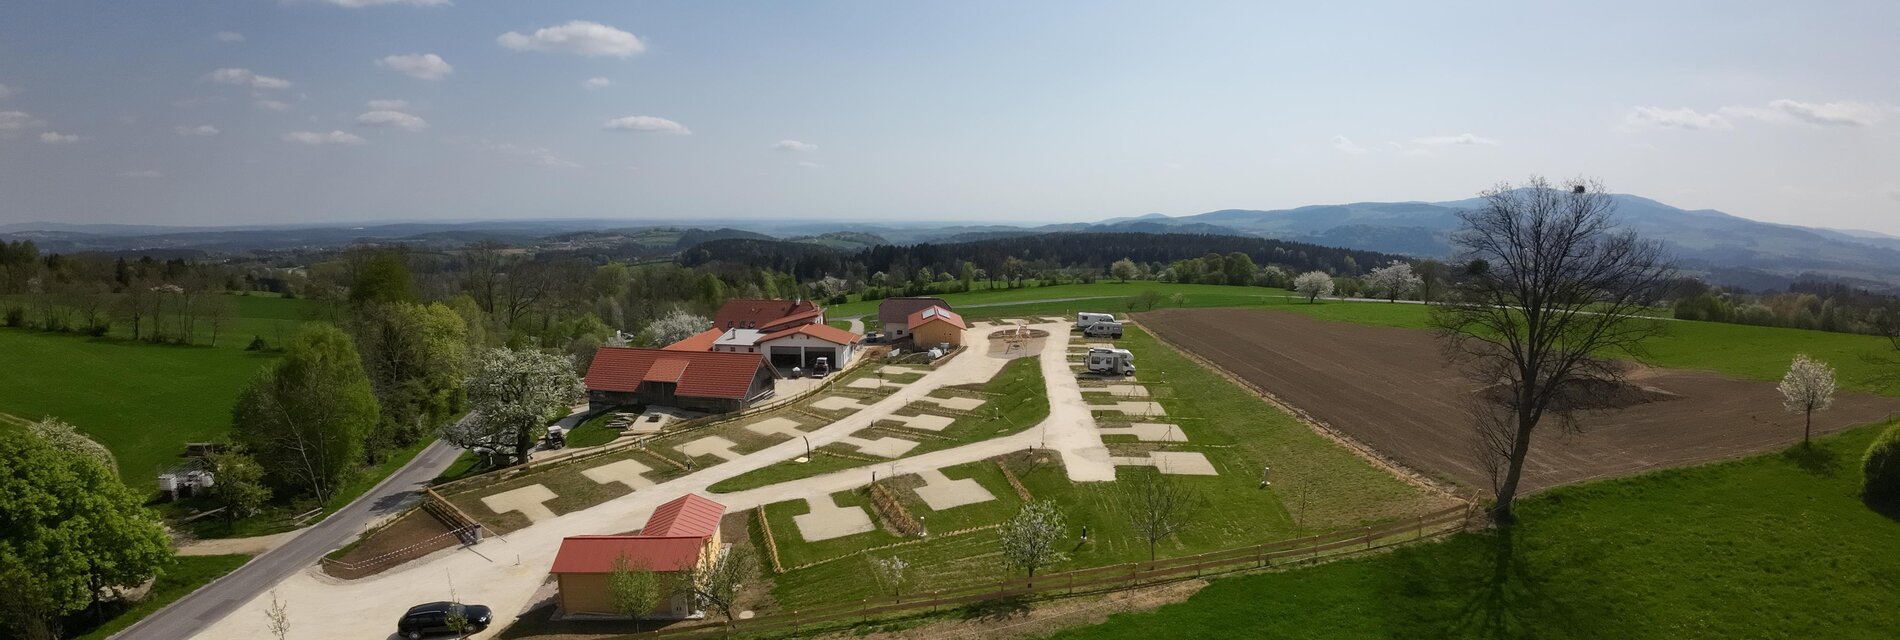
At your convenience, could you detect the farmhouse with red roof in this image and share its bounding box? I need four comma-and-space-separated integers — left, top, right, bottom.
906, 305, 966, 348
710, 298, 824, 332
549, 494, 727, 618
664, 299, 863, 374
583, 347, 778, 413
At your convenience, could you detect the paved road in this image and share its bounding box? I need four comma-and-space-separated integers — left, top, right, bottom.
116, 438, 465, 640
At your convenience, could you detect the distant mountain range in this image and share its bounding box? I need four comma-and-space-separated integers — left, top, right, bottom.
7, 193, 1900, 291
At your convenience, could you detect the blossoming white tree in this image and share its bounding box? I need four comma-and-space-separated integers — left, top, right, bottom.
1293, 270, 1335, 303
1000, 500, 1068, 585
448, 347, 583, 466
1778, 353, 1837, 444
1365, 261, 1423, 302
645, 309, 710, 347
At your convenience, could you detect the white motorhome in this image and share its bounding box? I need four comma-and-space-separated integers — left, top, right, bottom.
1083, 321, 1123, 339
1085, 347, 1136, 376
1075, 312, 1116, 330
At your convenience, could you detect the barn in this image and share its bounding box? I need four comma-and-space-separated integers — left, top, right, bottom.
583, 347, 779, 413
549, 494, 726, 618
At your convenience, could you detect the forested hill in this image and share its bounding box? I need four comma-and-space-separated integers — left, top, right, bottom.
679, 232, 1410, 281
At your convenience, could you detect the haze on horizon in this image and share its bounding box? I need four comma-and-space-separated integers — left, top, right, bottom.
1, 1, 1897, 234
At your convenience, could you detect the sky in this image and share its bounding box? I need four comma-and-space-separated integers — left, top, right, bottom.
1, 0, 1897, 233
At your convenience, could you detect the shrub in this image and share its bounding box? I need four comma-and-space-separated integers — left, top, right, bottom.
246, 335, 270, 351
1864, 422, 1900, 506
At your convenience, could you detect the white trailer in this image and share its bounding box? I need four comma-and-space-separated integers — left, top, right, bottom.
1085, 347, 1136, 376
1075, 312, 1116, 330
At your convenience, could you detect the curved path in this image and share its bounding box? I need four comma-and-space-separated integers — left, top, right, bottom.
118, 438, 464, 640
185, 321, 1109, 639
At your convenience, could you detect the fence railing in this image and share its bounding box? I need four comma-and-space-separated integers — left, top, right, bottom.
611, 503, 1475, 639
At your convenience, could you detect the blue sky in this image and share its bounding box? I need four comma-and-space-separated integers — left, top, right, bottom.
1, 0, 1897, 232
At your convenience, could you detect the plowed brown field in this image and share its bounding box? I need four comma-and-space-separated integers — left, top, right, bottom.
1137, 307, 1900, 492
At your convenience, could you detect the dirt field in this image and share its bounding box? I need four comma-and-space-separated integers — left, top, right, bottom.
1137, 307, 1900, 493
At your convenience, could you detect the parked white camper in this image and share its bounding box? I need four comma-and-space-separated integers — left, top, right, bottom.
1083, 321, 1124, 339
1085, 347, 1136, 376
1075, 312, 1116, 330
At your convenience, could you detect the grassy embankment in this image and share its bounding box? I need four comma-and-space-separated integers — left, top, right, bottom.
1050, 420, 1900, 639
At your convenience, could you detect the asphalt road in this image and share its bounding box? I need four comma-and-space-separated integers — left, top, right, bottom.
115, 439, 465, 640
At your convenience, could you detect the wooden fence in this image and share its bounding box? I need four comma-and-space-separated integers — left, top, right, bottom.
608, 503, 1475, 639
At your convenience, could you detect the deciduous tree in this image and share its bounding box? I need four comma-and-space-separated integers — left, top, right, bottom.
232, 324, 380, 503
1778, 353, 1837, 444
608, 556, 664, 620
452, 347, 583, 466
1293, 270, 1335, 303
644, 309, 710, 347
1110, 258, 1139, 283
1365, 260, 1423, 302
686, 546, 758, 625
1000, 500, 1068, 583
1431, 177, 1673, 523
1119, 471, 1195, 562
207, 450, 272, 520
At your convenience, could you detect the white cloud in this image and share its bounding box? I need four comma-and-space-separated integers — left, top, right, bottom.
254, 99, 290, 111
603, 115, 689, 134
0, 110, 41, 130
174, 125, 220, 136
582, 77, 613, 90
366, 99, 410, 111
39, 131, 83, 144
206, 68, 291, 90
1751, 100, 1888, 127
117, 170, 162, 178
481, 140, 582, 169
355, 110, 427, 131
0, 84, 18, 100
376, 53, 453, 80
325, 0, 451, 7
1411, 133, 1500, 146
1624, 106, 1733, 130
773, 139, 817, 152
215, 31, 245, 43
1330, 135, 1367, 155
282, 130, 366, 145
498, 21, 644, 58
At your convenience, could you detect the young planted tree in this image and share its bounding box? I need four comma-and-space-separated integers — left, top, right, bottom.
1293, 270, 1335, 303
1778, 354, 1837, 444
999, 500, 1068, 585
264, 590, 291, 640
867, 555, 913, 601
1431, 177, 1673, 524
452, 347, 584, 466
1119, 471, 1196, 562
1365, 261, 1423, 302
686, 546, 758, 625
232, 324, 380, 503
0, 432, 173, 640
608, 556, 664, 621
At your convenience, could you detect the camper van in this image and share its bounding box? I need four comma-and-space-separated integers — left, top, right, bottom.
1085, 347, 1136, 376
1083, 321, 1124, 339
1075, 312, 1116, 330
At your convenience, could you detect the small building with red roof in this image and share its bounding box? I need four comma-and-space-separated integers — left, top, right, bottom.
664, 311, 864, 375
877, 296, 949, 339
906, 305, 967, 348
584, 347, 779, 413
550, 494, 727, 618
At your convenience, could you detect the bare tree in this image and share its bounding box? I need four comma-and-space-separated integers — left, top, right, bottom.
1778, 354, 1837, 444
1431, 177, 1674, 523
685, 546, 758, 625
263, 590, 290, 640
1119, 471, 1195, 562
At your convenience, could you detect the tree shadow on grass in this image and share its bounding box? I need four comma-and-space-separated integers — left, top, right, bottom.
1375, 524, 1618, 640
1781, 442, 1842, 478
958, 595, 1032, 623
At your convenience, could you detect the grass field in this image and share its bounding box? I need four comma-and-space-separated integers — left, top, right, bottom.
825, 282, 1289, 320
1050, 420, 1900, 640
67, 554, 252, 640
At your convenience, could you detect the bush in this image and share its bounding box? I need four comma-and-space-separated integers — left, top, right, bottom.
1864, 422, 1900, 506
4, 307, 24, 327
245, 335, 269, 351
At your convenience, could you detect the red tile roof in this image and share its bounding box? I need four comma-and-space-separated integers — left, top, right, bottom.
549, 535, 706, 573
549, 494, 727, 574
663, 328, 723, 352
879, 297, 949, 326
712, 299, 820, 331
907, 306, 966, 331
642, 494, 726, 538
585, 347, 775, 400
761, 308, 824, 331
758, 323, 862, 346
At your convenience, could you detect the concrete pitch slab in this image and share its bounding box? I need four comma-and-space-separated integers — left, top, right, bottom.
580, 459, 656, 490
1094, 401, 1166, 416
878, 365, 923, 376
745, 416, 808, 438
921, 395, 987, 411
1099, 422, 1188, 442
888, 413, 956, 432
677, 435, 743, 461
912, 468, 996, 511
838, 434, 921, 458
847, 377, 905, 390
793, 496, 875, 541
812, 395, 873, 412
1081, 384, 1150, 397
1039, 316, 1066, 323
480, 484, 558, 523
1150, 451, 1219, 475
